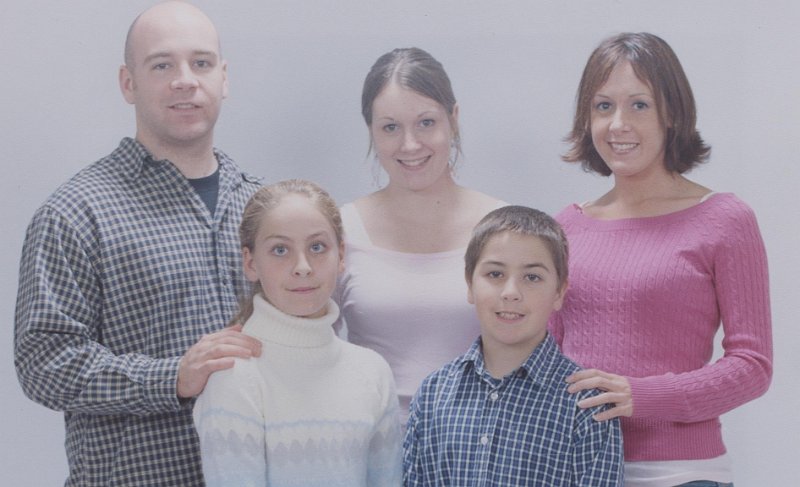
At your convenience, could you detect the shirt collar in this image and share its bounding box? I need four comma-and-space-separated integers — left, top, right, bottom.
113, 137, 260, 186
456, 333, 562, 387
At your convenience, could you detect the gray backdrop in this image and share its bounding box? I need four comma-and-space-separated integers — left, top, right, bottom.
2, 1, 797, 484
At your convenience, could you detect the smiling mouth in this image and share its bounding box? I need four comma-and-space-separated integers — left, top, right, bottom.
609, 142, 638, 152
170, 103, 200, 110
496, 311, 525, 321
397, 156, 430, 168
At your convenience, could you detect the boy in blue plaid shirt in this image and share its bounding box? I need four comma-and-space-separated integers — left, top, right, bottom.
403, 205, 623, 486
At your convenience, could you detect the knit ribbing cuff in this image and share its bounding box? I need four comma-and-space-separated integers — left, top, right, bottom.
628, 373, 688, 420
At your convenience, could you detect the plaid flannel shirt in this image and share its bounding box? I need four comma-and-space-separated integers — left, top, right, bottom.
404, 334, 623, 486
14, 138, 261, 486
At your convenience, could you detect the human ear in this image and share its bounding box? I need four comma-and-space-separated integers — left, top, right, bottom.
337, 243, 346, 274
242, 246, 259, 283
119, 65, 135, 105
553, 280, 568, 311
466, 275, 475, 305
449, 103, 460, 139
221, 60, 229, 99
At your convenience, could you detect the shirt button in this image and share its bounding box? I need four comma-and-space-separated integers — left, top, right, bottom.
480, 435, 489, 446
489, 392, 499, 401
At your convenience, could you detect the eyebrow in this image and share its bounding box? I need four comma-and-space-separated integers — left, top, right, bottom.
375, 110, 441, 121
142, 50, 218, 65
481, 260, 550, 270
593, 92, 653, 99
262, 231, 329, 242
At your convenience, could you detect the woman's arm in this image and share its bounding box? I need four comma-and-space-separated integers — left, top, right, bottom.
567, 198, 773, 423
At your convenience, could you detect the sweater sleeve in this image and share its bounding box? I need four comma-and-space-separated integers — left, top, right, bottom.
193, 360, 267, 486
367, 358, 403, 486
629, 199, 773, 422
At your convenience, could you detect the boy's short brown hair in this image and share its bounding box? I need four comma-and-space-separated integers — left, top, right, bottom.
465, 206, 568, 291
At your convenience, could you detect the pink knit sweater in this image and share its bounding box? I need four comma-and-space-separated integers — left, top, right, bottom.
550, 193, 772, 462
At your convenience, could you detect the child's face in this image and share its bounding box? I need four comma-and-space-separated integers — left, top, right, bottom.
467, 232, 566, 355
243, 193, 344, 319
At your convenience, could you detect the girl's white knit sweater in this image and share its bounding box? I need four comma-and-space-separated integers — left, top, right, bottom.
194, 295, 402, 486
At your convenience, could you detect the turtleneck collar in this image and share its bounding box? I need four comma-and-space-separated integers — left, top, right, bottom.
242, 294, 338, 348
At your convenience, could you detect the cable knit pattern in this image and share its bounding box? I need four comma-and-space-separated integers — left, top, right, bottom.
193, 295, 402, 486
550, 193, 772, 462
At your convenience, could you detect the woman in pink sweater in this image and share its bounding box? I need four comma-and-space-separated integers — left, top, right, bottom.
550, 32, 772, 487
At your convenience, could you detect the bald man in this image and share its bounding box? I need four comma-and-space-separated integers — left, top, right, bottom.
15, 2, 262, 484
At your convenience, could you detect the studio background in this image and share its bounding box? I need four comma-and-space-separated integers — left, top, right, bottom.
1, 1, 797, 484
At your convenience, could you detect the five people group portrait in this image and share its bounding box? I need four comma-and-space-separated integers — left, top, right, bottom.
13, 1, 772, 486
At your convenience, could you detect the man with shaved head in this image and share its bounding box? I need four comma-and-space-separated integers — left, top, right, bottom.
15, 2, 262, 484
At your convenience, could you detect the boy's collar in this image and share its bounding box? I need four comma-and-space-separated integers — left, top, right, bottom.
458, 334, 560, 386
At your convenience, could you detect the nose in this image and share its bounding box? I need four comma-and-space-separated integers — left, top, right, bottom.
400, 129, 422, 152
609, 108, 629, 132
293, 252, 312, 277
501, 279, 521, 302
170, 62, 199, 90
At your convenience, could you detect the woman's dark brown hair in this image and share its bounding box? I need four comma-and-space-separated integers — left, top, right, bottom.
563, 32, 710, 175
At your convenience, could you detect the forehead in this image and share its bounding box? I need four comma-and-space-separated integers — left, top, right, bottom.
479, 232, 553, 264
128, 6, 221, 64
371, 82, 445, 118
596, 61, 654, 95
258, 194, 333, 236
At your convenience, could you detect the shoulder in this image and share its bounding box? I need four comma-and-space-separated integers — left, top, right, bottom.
702, 193, 759, 223
214, 148, 262, 188
537, 338, 584, 388
553, 203, 583, 226
29, 151, 128, 234
689, 193, 764, 247
337, 340, 400, 409
201, 356, 260, 395
339, 339, 394, 379
339, 200, 359, 223
540, 345, 605, 407
47, 154, 121, 203
458, 187, 505, 218
416, 354, 467, 398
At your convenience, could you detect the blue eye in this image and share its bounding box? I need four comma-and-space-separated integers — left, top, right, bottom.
271, 245, 288, 256
383, 123, 398, 133
420, 119, 435, 128
310, 242, 327, 254
195, 59, 211, 69
595, 101, 611, 111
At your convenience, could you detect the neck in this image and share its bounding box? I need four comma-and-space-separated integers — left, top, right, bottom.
606, 169, 688, 206
482, 338, 541, 379
379, 176, 461, 215
136, 133, 218, 179
244, 294, 338, 348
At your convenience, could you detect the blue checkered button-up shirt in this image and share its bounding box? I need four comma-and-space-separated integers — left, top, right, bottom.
403, 334, 623, 486
14, 138, 261, 486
